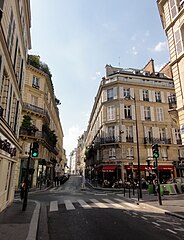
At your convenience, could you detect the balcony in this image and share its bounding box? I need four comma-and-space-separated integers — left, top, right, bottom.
126, 136, 133, 143
177, 139, 182, 145
144, 137, 171, 144
100, 136, 120, 144
23, 103, 50, 123
19, 128, 58, 154
0, 106, 3, 117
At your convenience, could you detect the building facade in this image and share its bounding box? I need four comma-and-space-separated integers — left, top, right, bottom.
17, 55, 65, 190
85, 62, 181, 186
157, 0, 184, 176
0, 0, 31, 211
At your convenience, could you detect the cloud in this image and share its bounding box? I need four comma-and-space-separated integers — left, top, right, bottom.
132, 46, 138, 55
153, 41, 168, 52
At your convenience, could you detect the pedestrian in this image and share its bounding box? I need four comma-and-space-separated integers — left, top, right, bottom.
20, 180, 25, 200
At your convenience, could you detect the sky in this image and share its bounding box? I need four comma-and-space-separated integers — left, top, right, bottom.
29, 0, 170, 158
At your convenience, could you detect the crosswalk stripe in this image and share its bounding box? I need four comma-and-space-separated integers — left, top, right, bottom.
114, 198, 139, 209
89, 199, 108, 208
64, 200, 75, 210
102, 199, 125, 209
49, 201, 58, 212
77, 199, 92, 209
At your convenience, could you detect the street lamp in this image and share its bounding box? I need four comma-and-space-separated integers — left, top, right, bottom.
125, 94, 142, 199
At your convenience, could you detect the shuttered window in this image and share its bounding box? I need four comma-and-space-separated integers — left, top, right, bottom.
174, 29, 183, 56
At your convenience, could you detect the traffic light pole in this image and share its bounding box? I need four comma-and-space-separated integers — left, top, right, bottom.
155, 157, 162, 206
22, 143, 32, 211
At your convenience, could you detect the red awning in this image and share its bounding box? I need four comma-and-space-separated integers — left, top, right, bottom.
125, 165, 173, 171
102, 165, 117, 172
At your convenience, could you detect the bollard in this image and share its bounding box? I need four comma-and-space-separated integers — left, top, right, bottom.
129, 187, 131, 198
124, 186, 126, 196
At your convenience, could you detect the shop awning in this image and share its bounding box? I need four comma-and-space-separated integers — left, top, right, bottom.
102, 165, 117, 172
125, 165, 173, 171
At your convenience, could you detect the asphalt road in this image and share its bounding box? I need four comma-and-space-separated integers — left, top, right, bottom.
30, 175, 184, 240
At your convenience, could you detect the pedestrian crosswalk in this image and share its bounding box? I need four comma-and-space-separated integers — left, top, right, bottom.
48, 198, 141, 212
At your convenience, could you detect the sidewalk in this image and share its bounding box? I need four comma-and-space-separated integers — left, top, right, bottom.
0, 184, 51, 240
86, 181, 184, 220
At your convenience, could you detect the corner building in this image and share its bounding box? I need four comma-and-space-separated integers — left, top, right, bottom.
157, 0, 184, 176
17, 56, 64, 189
0, 0, 31, 211
85, 61, 181, 184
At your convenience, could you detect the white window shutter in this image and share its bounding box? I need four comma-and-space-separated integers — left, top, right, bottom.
115, 125, 119, 138
140, 106, 145, 120
119, 87, 123, 99
133, 126, 137, 143
113, 87, 117, 99
148, 90, 152, 102
152, 91, 156, 102
121, 125, 126, 142
132, 105, 136, 120
144, 126, 147, 137
150, 107, 155, 121
112, 106, 115, 120
172, 128, 177, 144
153, 127, 159, 139
139, 89, 143, 101
130, 88, 134, 98
167, 92, 170, 103
120, 104, 125, 119
102, 90, 107, 102
161, 91, 165, 103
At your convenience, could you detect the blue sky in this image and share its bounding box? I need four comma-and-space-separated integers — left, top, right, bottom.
30, 0, 169, 158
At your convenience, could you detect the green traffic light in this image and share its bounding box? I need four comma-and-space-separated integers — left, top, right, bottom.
32, 152, 38, 157
153, 153, 159, 158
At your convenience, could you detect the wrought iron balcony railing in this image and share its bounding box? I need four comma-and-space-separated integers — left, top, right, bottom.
144, 137, 172, 144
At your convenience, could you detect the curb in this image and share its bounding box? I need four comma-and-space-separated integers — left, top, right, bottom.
26, 201, 41, 240
165, 211, 184, 220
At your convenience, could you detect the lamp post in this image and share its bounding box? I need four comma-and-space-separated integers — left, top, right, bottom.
125, 94, 142, 199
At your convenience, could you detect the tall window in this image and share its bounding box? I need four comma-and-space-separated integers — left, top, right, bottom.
143, 90, 149, 101
169, 0, 178, 18
31, 95, 38, 106
144, 107, 151, 120
156, 108, 164, 121
155, 91, 161, 102
175, 129, 181, 144
126, 126, 133, 142
108, 126, 115, 137
109, 148, 116, 159
127, 147, 134, 159
107, 106, 115, 121
124, 105, 131, 119
107, 88, 113, 100
123, 88, 130, 98
159, 128, 166, 141
174, 29, 183, 56
32, 76, 39, 88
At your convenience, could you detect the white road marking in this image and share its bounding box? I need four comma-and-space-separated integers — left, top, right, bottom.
141, 217, 148, 220
152, 222, 160, 227
174, 228, 184, 232
115, 198, 139, 209
102, 199, 125, 209
132, 212, 138, 216
77, 199, 92, 209
49, 201, 58, 212
90, 199, 108, 208
64, 200, 75, 210
166, 229, 177, 234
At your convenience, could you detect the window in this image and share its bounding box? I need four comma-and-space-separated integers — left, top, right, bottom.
127, 147, 134, 159
123, 88, 130, 98
32, 76, 39, 88
161, 148, 168, 160
144, 107, 151, 120
31, 95, 38, 106
159, 128, 166, 141
143, 90, 149, 101
156, 108, 164, 121
126, 126, 133, 142
155, 91, 161, 102
108, 126, 115, 137
107, 88, 113, 100
169, 0, 178, 18
174, 29, 183, 56
175, 129, 182, 144
107, 106, 115, 121
124, 105, 131, 119
109, 148, 116, 159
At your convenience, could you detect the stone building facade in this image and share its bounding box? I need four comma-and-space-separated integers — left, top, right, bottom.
157, 0, 184, 176
0, 0, 31, 211
85, 61, 181, 185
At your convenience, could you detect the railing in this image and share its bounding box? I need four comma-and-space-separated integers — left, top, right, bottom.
23, 103, 50, 123
100, 136, 120, 144
0, 106, 4, 117
126, 136, 133, 143
168, 94, 177, 110
144, 137, 171, 144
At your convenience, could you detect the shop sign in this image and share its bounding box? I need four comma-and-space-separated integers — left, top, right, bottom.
0, 133, 16, 157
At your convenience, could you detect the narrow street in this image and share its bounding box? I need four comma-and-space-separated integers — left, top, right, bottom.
29, 176, 184, 240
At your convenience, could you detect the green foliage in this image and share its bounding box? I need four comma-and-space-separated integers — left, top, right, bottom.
21, 115, 32, 130
42, 124, 58, 147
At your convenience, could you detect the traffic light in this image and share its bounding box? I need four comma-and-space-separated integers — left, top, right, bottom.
152, 144, 159, 158
31, 142, 39, 157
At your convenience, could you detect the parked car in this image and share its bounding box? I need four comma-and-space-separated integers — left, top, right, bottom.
174, 177, 184, 193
